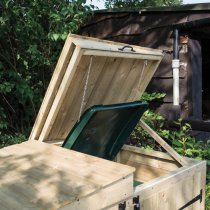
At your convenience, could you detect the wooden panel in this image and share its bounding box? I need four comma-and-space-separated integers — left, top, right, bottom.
29, 36, 75, 141
59, 175, 133, 210
31, 34, 163, 142
48, 55, 95, 140
133, 160, 206, 210
38, 47, 84, 142
139, 173, 202, 210
118, 146, 181, 182
123, 160, 169, 182
0, 141, 135, 210
119, 150, 180, 172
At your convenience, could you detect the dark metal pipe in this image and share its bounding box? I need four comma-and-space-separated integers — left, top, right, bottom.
173, 28, 179, 59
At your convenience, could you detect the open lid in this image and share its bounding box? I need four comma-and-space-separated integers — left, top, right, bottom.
62, 101, 148, 160
29, 34, 163, 143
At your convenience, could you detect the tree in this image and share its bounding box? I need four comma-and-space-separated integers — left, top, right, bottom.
0, 0, 93, 146
105, 0, 183, 8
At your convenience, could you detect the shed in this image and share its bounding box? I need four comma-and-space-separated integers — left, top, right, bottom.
0, 34, 206, 209
78, 3, 210, 134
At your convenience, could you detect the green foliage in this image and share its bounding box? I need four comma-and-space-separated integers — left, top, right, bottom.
0, 133, 26, 149
0, 0, 93, 147
141, 92, 166, 102
105, 0, 183, 9
163, 119, 210, 160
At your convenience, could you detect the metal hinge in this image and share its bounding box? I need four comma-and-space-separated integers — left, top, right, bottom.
118, 201, 126, 210
118, 196, 140, 210
133, 196, 140, 210
178, 189, 203, 210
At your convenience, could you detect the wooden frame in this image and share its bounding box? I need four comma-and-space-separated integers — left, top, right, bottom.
29, 34, 163, 143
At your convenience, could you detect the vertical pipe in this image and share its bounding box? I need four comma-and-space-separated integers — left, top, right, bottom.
172, 29, 180, 106
173, 29, 179, 60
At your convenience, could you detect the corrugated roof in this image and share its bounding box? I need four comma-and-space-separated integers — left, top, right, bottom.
95, 3, 210, 14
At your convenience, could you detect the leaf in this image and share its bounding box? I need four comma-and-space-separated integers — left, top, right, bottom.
185, 149, 193, 156
52, 33, 59, 41
172, 139, 182, 147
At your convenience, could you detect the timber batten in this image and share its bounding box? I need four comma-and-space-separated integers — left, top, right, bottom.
0, 34, 206, 209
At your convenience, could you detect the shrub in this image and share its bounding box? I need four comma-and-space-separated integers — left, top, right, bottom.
0, 0, 93, 147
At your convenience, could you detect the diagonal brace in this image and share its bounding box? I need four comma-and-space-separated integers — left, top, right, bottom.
139, 120, 189, 166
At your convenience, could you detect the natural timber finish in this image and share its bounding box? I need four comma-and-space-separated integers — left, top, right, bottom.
133, 161, 206, 210
29, 34, 163, 143
0, 141, 134, 210
139, 120, 189, 166
113, 145, 206, 210
29, 36, 76, 141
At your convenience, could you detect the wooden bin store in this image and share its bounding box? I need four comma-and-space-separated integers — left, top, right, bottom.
0, 34, 206, 210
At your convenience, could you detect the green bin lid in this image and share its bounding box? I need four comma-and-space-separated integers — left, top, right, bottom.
62, 101, 148, 160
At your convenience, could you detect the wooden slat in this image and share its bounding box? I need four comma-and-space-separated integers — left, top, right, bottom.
200, 163, 206, 210
115, 59, 147, 102
38, 47, 84, 141
0, 141, 135, 178
84, 57, 123, 108
47, 55, 91, 140
29, 36, 75, 141
119, 150, 179, 172
68, 34, 163, 56
122, 144, 179, 162
123, 160, 169, 182
192, 172, 202, 210
139, 120, 189, 166
130, 60, 161, 101
57, 56, 109, 140
99, 58, 135, 104
59, 174, 133, 210
83, 49, 162, 60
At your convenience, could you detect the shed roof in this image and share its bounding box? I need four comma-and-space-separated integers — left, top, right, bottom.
95, 3, 210, 14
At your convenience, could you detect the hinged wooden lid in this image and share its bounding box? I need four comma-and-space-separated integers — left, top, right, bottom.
29, 34, 163, 143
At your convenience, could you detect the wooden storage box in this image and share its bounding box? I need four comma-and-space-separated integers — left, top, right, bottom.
0, 34, 206, 209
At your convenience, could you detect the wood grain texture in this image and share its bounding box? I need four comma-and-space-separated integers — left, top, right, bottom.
30, 34, 163, 143
0, 141, 134, 210
29, 36, 75, 141
113, 146, 206, 210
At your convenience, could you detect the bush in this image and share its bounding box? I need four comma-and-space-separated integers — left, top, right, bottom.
0, 0, 93, 147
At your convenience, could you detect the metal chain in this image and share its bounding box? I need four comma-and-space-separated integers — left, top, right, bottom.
78, 55, 93, 119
